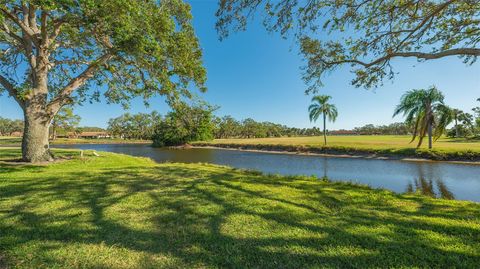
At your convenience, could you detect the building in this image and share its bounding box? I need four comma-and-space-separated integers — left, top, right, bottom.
66, 131, 111, 139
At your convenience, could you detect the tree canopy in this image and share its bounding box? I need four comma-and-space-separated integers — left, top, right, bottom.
0, 0, 206, 161
0, 0, 206, 108
107, 111, 161, 140
216, 0, 480, 90
152, 101, 216, 146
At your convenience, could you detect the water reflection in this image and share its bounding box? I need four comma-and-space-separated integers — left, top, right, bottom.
405, 178, 455, 200
53, 144, 480, 202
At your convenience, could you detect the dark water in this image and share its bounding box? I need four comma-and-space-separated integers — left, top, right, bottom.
54, 144, 480, 202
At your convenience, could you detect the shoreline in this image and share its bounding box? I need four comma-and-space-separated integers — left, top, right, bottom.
3, 141, 480, 165
192, 144, 480, 165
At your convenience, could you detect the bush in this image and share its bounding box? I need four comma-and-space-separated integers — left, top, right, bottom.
446, 126, 473, 138
152, 102, 215, 147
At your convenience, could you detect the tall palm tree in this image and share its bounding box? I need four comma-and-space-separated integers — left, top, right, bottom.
309, 95, 338, 145
393, 86, 453, 149
451, 109, 463, 137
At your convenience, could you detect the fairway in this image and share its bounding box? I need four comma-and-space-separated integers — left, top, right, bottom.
206, 135, 480, 152
0, 136, 150, 146
0, 148, 479, 268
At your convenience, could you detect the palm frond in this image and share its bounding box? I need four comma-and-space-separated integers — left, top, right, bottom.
308, 95, 337, 123
410, 115, 421, 143
434, 105, 453, 141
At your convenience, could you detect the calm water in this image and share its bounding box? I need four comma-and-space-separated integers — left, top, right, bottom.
54, 144, 480, 202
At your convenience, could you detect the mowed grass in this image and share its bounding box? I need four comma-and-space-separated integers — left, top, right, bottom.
205, 135, 480, 152
0, 148, 479, 268
0, 136, 150, 146
0, 137, 21, 146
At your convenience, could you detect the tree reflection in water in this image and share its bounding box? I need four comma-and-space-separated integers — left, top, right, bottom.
405, 178, 455, 200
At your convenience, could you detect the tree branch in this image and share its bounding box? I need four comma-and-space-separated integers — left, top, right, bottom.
28, 3, 39, 34
395, 0, 454, 51
0, 21, 23, 43
326, 48, 480, 68
47, 53, 113, 113
48, 19, 64, 46
40, 11, 48, 46
0, 7, 39, 44
0, 74, 23, 107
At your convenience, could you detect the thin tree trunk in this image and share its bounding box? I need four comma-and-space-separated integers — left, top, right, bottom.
22, 108, 53, 162
323, 113, 327, 146
52, 121, 57, 140
428, 121, 433, 149
454, 117, 459, 137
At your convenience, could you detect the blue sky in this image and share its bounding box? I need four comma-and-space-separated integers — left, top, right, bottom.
1, 1, 479, 129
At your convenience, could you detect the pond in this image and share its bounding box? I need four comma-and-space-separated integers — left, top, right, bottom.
54, 144, 480, 202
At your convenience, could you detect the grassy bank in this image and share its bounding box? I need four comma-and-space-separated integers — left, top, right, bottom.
193, 136, 480, 161
0, 136, 150, 146
1, 148, 479, 268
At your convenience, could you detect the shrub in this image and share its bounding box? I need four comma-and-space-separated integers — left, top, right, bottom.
152, 102, 215, 147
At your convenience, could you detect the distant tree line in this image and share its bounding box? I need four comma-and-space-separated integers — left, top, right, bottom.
77, 127, 106, 132
106, 111, 326, 145
107, 111, 325, 143
213, 116, 323, 139
352, 123, 411, 136
0, 107, 83, 139
107, 112, 161, 140
0, 117, 23, 136
445, 99, 480, 138
5, 97, 479, 148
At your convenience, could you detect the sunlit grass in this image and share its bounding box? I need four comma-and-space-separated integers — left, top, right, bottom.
0, 148, 479, 268
194, 136, 480, 161
205, 135, 480, 152
0, 136, 150, 145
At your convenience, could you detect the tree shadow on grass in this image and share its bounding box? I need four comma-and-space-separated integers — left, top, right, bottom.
0, 164, 479, 268
0, 163, 45, 174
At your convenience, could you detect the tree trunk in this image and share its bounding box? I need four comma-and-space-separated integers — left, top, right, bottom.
51, 121, 57, 140
323, 113, 327, 146
454, 118, 459, 137
22, 110, 53, 162
427, 122, 433, 149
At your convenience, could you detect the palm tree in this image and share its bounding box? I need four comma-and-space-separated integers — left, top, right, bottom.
393, 86, 453, 149
451, 109, 463, 137
308, 95, 338, 145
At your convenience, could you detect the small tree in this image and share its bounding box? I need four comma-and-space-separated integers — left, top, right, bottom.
152, 102, 216, 147
50, 106, 80, 140
308, 95, 338, 145
473, 98, 480, 135
451, 109, 463, 138
458, 112, 476, 135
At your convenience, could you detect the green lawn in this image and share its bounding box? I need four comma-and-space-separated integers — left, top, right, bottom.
193, 135, 480, 161
0, 136, 150, 146
0, 148, 479, 268
202, 135, 480, 152
0, 137, 21, 146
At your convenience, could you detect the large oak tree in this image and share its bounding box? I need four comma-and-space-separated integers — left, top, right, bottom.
216, 0, 479, 92
0, 0, 206, 162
